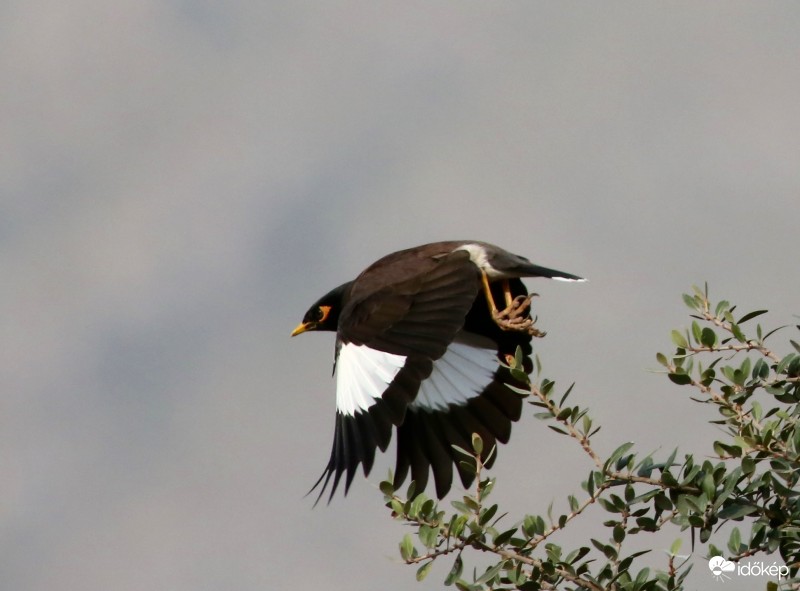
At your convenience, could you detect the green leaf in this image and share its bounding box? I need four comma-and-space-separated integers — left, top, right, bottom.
700, 367, 716, 386
420, 498, 435, 516
505, 382, 530, 395
636, 455, 654, 477
700, 327, 717, 348
717, 503, 757, 520
405, 480, 417, 501
751, 359, 769, 381
668, 372, 692, 385
390, 499, 404, 515
476, 562, 503, 585
479, 477, 495, 501
682, 293, 700, 310
613, 524, 625, 544
568, 494, 579, 512
715, 299, 730, 317
513, 345, 524, 369
604, 441, 635, 471
590, 538, 617, 560
462, 496, 480, 512
763, 325, 788, 341
776, 352, 798, 375
493, 526, 517, 546
416, 561, 433, 581
730, 323, 746, 343
616, 453, 634, 471
444, 554, 463, 586
522, 514, 546, 537
664, 447, 678, 469
635, 516, 657, 531
701, 472, 716, 498
727, 527, 742, 554
451, 444, 472, 459
419, 524, 438, 548
558, 383, 576, 406
669, 537, 683, 556
741, 456, 755, 476
479, 503, 498, 526
630, 488, 659, 505
545, 542, 562, 562
635, 567, 652, 587
598, 498, 621, 513
671, 330, 689, 349
691, 321, 703, 344
451, 500, 470, 514
739, 357, 751, 382
409, 491, 427, 516
556, 407, 573, 421
738, 309, 768, 324
449, 515, 468, 538
565, 546, 591, 564
654, 493, 673, 511
471, 433, 483, 455
660, 471, 678, 487
379, 479, 395, 497
400, 533, 414, 561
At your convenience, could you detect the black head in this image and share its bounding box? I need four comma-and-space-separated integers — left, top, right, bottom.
290, 282, 352, 336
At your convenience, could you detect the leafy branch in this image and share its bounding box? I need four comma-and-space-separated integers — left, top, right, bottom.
381, 286, 800, 590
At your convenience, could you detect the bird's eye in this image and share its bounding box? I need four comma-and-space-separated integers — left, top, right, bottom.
317, 305, 332, 322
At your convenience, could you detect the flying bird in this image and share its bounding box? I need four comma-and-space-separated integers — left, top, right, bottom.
291, 240, 584, 502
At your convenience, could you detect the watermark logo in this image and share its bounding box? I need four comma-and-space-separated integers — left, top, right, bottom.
708, 556, 735, 581
707, 556, 789, 583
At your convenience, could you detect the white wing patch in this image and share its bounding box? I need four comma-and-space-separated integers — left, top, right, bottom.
411, 341, 499, 412
335, 343, 407, 416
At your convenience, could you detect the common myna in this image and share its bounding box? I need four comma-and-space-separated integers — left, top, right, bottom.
292, 240, 584, 502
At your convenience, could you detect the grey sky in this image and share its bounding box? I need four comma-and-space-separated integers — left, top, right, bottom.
3, 3, 799, 590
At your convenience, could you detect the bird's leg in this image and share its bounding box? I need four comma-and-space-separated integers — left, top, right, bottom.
481, 273, 546, 337
502, 279, 514, 308
481, 271, 500, 316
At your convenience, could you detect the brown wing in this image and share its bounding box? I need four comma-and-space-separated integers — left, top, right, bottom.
311, 278, 533, 503
338, 248, 481, 359
392, 278, 533, 498
309, 249, 482, 503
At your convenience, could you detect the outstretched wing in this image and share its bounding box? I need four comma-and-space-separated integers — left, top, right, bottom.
393, 278, 533, 498
310, 249, 482, 503
311, 251, 536, 502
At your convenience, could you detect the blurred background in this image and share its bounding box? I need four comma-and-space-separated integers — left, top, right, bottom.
2, 2, 799, 590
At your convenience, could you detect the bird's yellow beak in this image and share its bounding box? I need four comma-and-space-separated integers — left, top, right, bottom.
291, 322, 313, 337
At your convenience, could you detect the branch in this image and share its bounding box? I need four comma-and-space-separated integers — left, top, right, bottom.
486, 544, 607, 591
699, 309, 781, 363
530, 383, 603, 469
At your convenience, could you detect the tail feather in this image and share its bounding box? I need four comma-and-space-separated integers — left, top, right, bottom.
516, 262, 586, 282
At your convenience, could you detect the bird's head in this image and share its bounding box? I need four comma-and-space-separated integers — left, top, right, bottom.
291, 282, 351, 336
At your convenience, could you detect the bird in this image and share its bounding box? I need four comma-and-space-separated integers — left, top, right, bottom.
291, 240, 584, 503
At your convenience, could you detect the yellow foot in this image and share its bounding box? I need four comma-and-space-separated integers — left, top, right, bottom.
492, 294, 546, 337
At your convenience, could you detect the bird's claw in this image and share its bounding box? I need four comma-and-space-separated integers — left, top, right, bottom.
492, 294, 546, 337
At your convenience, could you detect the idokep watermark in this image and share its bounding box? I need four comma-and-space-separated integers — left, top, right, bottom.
708, 556, 789, 583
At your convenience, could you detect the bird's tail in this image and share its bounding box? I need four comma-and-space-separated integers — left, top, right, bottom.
516, 262, 586, 282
